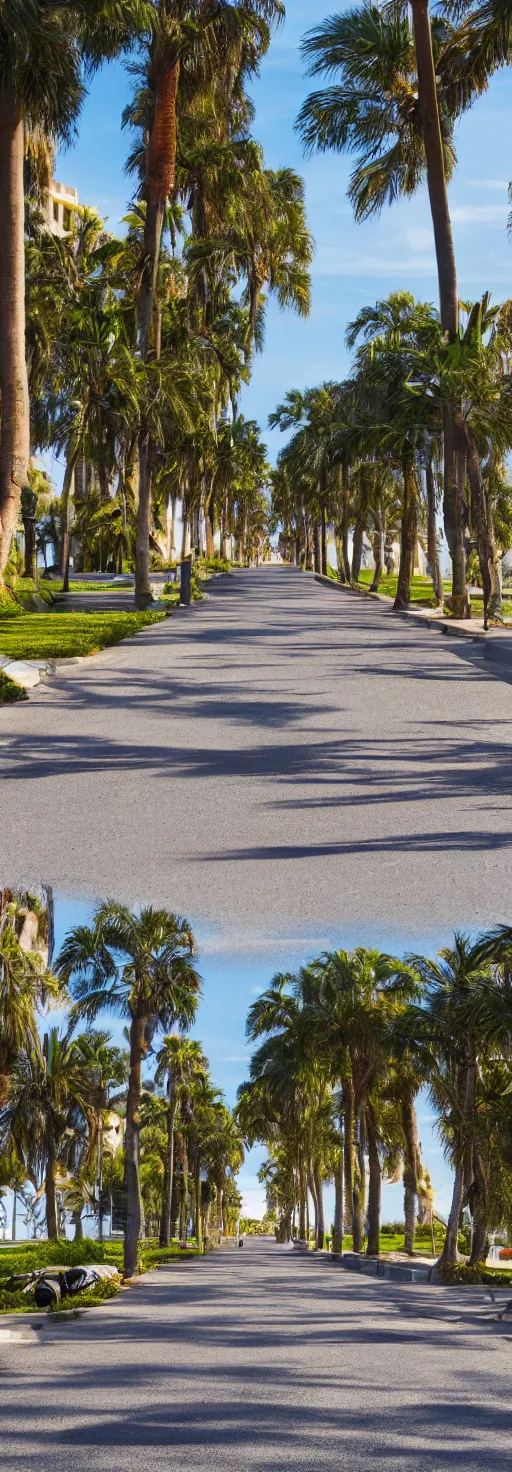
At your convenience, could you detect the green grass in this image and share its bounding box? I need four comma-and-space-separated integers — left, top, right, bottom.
356, 570, 449, 605
0, 671, 28, 704
52, 579, 133, 593
0, 608, 166, 661
0, 1237, 202, 1313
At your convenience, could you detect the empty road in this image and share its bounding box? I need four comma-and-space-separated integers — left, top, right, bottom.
1, 1240, 510, 1471
1, 566, 511, 946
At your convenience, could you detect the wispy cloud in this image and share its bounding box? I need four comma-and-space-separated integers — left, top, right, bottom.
452, 203, 507, 223
311, 246, 437, 278
467, 178, 509, 192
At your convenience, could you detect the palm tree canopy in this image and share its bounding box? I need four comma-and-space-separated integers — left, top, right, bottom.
296, 3, 457, 219
55, 900, 201, 1032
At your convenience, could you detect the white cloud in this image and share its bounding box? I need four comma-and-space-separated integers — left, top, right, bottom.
405, 227, 435, 253
467, 178, 508, 192
451, 204, 507, 223
311, 246, 437, 278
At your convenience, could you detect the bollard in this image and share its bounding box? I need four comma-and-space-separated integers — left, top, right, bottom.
180, 558, 192, 606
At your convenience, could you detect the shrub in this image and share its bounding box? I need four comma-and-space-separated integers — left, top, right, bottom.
0, 672, 28, 704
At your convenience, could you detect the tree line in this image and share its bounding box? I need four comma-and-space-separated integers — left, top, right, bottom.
270, 289, 512, 621
237, 932, 512, 1271
0, 1, 311, 605
288, 0, 512, 621
0, 892, 243, 1277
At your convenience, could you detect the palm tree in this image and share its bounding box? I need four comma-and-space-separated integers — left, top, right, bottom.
296, 3, 469, 616
401, 935, 498, 1267
0, 893, 58, 1106
0, 1025, 97, 1238
0, 0, 149, 581
155, 1033, 208, 1246
123, 0, 286, 607
55, 901, 201, 1276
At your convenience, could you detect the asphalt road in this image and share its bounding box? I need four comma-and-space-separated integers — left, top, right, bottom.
1, 1240, 511, 1471
1, 566, 512, 947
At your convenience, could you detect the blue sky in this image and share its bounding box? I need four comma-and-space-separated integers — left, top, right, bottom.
54, 0, 512, 481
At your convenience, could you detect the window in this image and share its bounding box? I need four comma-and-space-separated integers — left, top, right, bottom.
63, 207, 71, 232
53, 200, 59, 223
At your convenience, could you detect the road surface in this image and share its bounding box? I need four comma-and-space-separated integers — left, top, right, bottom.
1, 1240, 510, 1471
1, 566, 511, 947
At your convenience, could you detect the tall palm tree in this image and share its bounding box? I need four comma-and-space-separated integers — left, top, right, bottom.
55, 901, 201, 1276
401, 935, 497, 1267
155, 1033, 208, 1245
0, 0, 149, 581
296, 3, 469, 616
125, 0, 286, 607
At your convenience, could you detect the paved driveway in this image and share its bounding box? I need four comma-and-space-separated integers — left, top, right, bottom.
1, 1240, 510, 1471
1, 567, 511, 946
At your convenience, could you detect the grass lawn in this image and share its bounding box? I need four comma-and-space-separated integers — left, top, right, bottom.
357, 570, 448, 604
0, 607, 167, 662
0, 1237, 202, 1313
356, 570, 512, 619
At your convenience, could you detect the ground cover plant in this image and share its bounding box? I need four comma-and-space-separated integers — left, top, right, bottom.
0, 672, 28, 705
0, 608, 167, 661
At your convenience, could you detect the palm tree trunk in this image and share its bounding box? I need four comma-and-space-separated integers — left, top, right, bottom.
307, 1163, 318, 1241
134, 52, 180, 608
332, 1128, 344, 1255
313, 523, 321, 573
195, 1156, 203, 1250
370, 526, 385, 591
135, 432, 153, 609
426, 455, 444, 606
320, 505, 328, 575
72, 1207, 84, 1242
313, 1161, 325, 1249
409, 0, 467, 618
394, 455, 417, 609
60, 450, 79, 593
298, 1160, 307, 1240
45, 1148, 59, 1241
464, 423, 502, 625
159, 1082, 178, 1247
401, 1095, 420, 1255
0, 91, 30, 580
468, 1151, 489, 1266
351, 519, 364, 584
11, 1191, 17, 1242
366, 1105, 381, 1256
124, 1015, 145, 1277
343, 1078, 355, 1237
180, 1136, 189, 1241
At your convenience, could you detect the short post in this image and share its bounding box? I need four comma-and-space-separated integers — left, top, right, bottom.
180, 557, 192, 606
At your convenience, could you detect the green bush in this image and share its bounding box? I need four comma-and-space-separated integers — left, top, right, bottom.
0, 671, 28, 704
438, 1260, 512, 1286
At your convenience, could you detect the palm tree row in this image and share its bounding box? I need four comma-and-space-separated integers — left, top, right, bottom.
238, 929, 512, 1270
270, 289, 512, 620
0, 893, 243, 1276
1, 2, 313, 603
295, 0, 512, 619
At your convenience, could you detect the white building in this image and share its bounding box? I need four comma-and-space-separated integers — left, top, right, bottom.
46, 179, 80, 237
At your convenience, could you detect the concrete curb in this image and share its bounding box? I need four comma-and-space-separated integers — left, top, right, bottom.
312, 572, 512, 671
329, 1250, 431, 1284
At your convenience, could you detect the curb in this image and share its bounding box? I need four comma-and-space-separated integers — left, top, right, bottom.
327, 1250, 431, 1284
